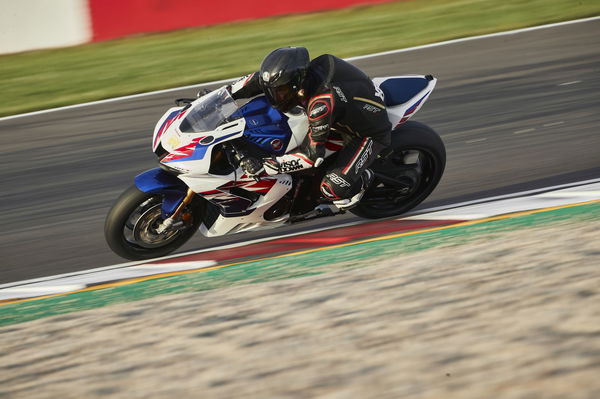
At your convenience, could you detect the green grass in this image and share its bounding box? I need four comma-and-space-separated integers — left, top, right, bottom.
1, 0, 598, 117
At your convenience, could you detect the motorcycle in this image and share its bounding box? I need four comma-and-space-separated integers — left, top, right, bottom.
105, 75, 446, 260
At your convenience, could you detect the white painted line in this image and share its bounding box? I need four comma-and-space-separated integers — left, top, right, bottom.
346, 17, 600, 62
559, 81, 582, 86
405, 214, 491, 221
544, 122, 564, 127
406, 178, 600, 217
466, 138, 487, 143
407, 182, 600, 221
0, 285, 87, 300
131, 261, 218, 271
0, 260, 217, 300
1, 16, 598, 122
0, 285, 86, 293
536, 191, 600, 198
514, 128, 536, 134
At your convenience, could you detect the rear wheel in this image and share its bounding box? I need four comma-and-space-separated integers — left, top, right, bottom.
104, 185, 204, 260
350, 121, 446, 219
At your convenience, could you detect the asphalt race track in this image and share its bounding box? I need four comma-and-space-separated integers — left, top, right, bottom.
1, 19, 599, 283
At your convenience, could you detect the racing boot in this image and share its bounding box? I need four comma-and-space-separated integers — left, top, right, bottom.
333, 169, 374, 210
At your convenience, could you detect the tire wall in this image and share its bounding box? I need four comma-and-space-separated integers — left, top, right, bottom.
1, 0, 397, 55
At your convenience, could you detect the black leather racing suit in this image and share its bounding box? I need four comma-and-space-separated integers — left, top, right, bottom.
231, 54, 391, 200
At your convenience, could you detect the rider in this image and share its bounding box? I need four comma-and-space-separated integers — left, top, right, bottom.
229, 46, 391, 209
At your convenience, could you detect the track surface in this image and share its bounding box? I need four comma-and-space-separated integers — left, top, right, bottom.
1, 20, 599, 283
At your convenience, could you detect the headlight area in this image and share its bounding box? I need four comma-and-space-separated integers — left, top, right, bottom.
154, 143, 169, 158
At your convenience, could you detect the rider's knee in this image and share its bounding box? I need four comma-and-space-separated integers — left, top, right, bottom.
320, 171, 359, 200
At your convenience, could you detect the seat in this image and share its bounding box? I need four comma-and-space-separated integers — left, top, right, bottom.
379, 77, 430, 107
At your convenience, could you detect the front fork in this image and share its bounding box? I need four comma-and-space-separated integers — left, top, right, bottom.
156, 187, 196, 234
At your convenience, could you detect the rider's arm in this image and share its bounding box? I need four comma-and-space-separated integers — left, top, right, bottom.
229, 72, 262, 100
301, 91, 335, 164
262, 90, 336, 175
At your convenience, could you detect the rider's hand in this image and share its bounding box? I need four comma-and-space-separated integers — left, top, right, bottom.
240, 157, 264, 176
306, 142, 326, 167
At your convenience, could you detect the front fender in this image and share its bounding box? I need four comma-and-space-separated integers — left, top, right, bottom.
134, 168, 188, 216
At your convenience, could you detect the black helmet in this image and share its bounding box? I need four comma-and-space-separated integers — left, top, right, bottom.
259, 47, 310, 112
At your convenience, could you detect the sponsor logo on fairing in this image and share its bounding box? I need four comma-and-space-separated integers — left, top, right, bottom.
333, 86, 347, 102
271, 139, 283, 151
355, 139, 373, 173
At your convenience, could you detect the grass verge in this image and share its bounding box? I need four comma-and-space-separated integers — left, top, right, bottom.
1, 0, 599, 117
0, 201, 598, 327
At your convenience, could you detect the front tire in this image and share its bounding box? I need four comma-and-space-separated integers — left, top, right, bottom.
104, 185, 203, 260
350, 121, 446, 219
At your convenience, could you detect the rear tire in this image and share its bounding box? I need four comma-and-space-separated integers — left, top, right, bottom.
350, 121, 445, 219
104, 185, 204, 260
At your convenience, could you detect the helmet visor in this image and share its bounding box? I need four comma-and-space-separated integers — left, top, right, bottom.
264, 84, 297, 112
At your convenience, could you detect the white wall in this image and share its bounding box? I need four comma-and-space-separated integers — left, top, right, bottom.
0, 0, 91, 54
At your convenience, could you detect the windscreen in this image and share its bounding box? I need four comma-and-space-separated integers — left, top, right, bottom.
179, 88, 239, 133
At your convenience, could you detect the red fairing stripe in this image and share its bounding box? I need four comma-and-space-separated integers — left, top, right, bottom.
245, 179, 276, 193
153, 111, 185, 148
217, 178, 276, 194
395, 117, 410, 129
161, 135, 204, 162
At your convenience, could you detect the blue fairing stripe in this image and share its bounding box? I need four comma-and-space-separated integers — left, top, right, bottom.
163, 131, 241, 163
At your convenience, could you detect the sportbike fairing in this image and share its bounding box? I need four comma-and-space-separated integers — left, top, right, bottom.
152, 88, 307, 177
143, 77, 437, 234
373, 75, 437, 129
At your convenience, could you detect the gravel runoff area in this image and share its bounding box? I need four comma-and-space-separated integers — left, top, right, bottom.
1, 217, 599, 398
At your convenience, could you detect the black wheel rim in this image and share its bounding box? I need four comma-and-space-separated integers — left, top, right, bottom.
360, 148, 438, 214
123, 196, 182, 249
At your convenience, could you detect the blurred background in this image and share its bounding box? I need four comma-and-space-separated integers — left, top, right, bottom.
1, 0, 598, 117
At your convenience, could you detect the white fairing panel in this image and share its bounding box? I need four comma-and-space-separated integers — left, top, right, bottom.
373, 75, 437, 129
152, 106, 184, 152
199, 173, 294, 237
284, 110, 309, 152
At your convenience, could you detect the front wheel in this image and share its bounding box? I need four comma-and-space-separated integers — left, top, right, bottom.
104, 185, 204, 260
350, 121, 446, 219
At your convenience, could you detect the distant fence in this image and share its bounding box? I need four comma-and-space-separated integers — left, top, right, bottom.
0, 0, 397, 55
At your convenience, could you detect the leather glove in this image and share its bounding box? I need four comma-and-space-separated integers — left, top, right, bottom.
263, 157, 281, 175
239, 157, 264, 176
305, 142, 325, 167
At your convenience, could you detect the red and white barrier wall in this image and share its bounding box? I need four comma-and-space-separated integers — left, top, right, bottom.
0, 0, 396, 55
0, 0, 92, 55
